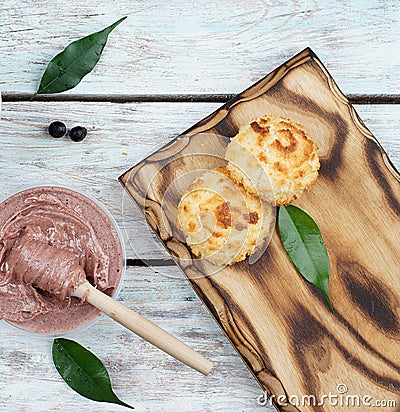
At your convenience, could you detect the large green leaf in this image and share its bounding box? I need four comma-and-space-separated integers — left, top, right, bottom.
52, 338, 134, 409
33, 16, 126, 97
277, 205, 333, 311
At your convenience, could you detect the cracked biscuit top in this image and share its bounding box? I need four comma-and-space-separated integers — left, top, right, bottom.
177, 167, 274, 267
225, 114, 320, 206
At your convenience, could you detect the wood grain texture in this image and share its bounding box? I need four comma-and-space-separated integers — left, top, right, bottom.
1, 100, 399, 264
1, 0, 399, 95
0, 266, 273, 412
120, 49, 400, 411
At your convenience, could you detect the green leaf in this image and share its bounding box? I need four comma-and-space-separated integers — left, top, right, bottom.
33, 16, 127, 98
277, 205, 333, 311
52, 338, 134, 409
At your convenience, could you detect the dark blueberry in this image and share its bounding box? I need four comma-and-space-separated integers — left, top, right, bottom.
69, 126, 87, 142
48, 121, 67, 138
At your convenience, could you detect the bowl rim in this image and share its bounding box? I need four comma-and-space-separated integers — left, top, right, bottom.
0, 184, 126, 339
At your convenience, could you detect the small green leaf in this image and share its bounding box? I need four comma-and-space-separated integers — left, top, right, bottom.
52, 338, 134, 409
33, 16, 127, 98
277, 205, 333, 311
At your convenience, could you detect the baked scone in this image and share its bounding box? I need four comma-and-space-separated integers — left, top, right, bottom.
225, 114, 320, 205
177, 167, 274, 267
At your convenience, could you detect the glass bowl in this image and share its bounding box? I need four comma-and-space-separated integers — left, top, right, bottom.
0, 185, 126, 338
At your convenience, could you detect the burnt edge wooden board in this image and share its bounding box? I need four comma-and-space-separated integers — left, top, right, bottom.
119, 48, 400, 412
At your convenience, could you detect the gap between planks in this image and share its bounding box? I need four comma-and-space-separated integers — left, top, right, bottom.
2, 93, 400, 104
127, 258, 175, 267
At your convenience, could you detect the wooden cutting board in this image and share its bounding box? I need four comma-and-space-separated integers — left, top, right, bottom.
119, 48, 400, 412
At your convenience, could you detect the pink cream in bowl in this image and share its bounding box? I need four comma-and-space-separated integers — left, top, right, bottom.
0, 186, 125, 335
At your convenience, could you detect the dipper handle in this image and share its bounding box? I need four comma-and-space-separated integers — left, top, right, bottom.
73, 281, 213, 376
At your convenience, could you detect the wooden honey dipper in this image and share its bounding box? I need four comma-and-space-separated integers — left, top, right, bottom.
8, 237, 213, 375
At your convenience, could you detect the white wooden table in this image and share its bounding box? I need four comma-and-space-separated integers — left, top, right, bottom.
0, 1, 399, 411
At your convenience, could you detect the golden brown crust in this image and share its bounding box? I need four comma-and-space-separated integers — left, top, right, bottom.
215, 201, 232, 229
177, 167, 274, 266
225, 114, 320, 205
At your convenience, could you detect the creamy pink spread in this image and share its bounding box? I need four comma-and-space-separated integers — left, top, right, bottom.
0, 187, 122, 334
6, 235, 87, 300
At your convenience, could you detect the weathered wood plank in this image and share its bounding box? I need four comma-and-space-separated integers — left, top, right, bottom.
1, 101, 399, 264
0, 101, 221, 261
0, 266, 272, 411
0, 0, 398, 95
